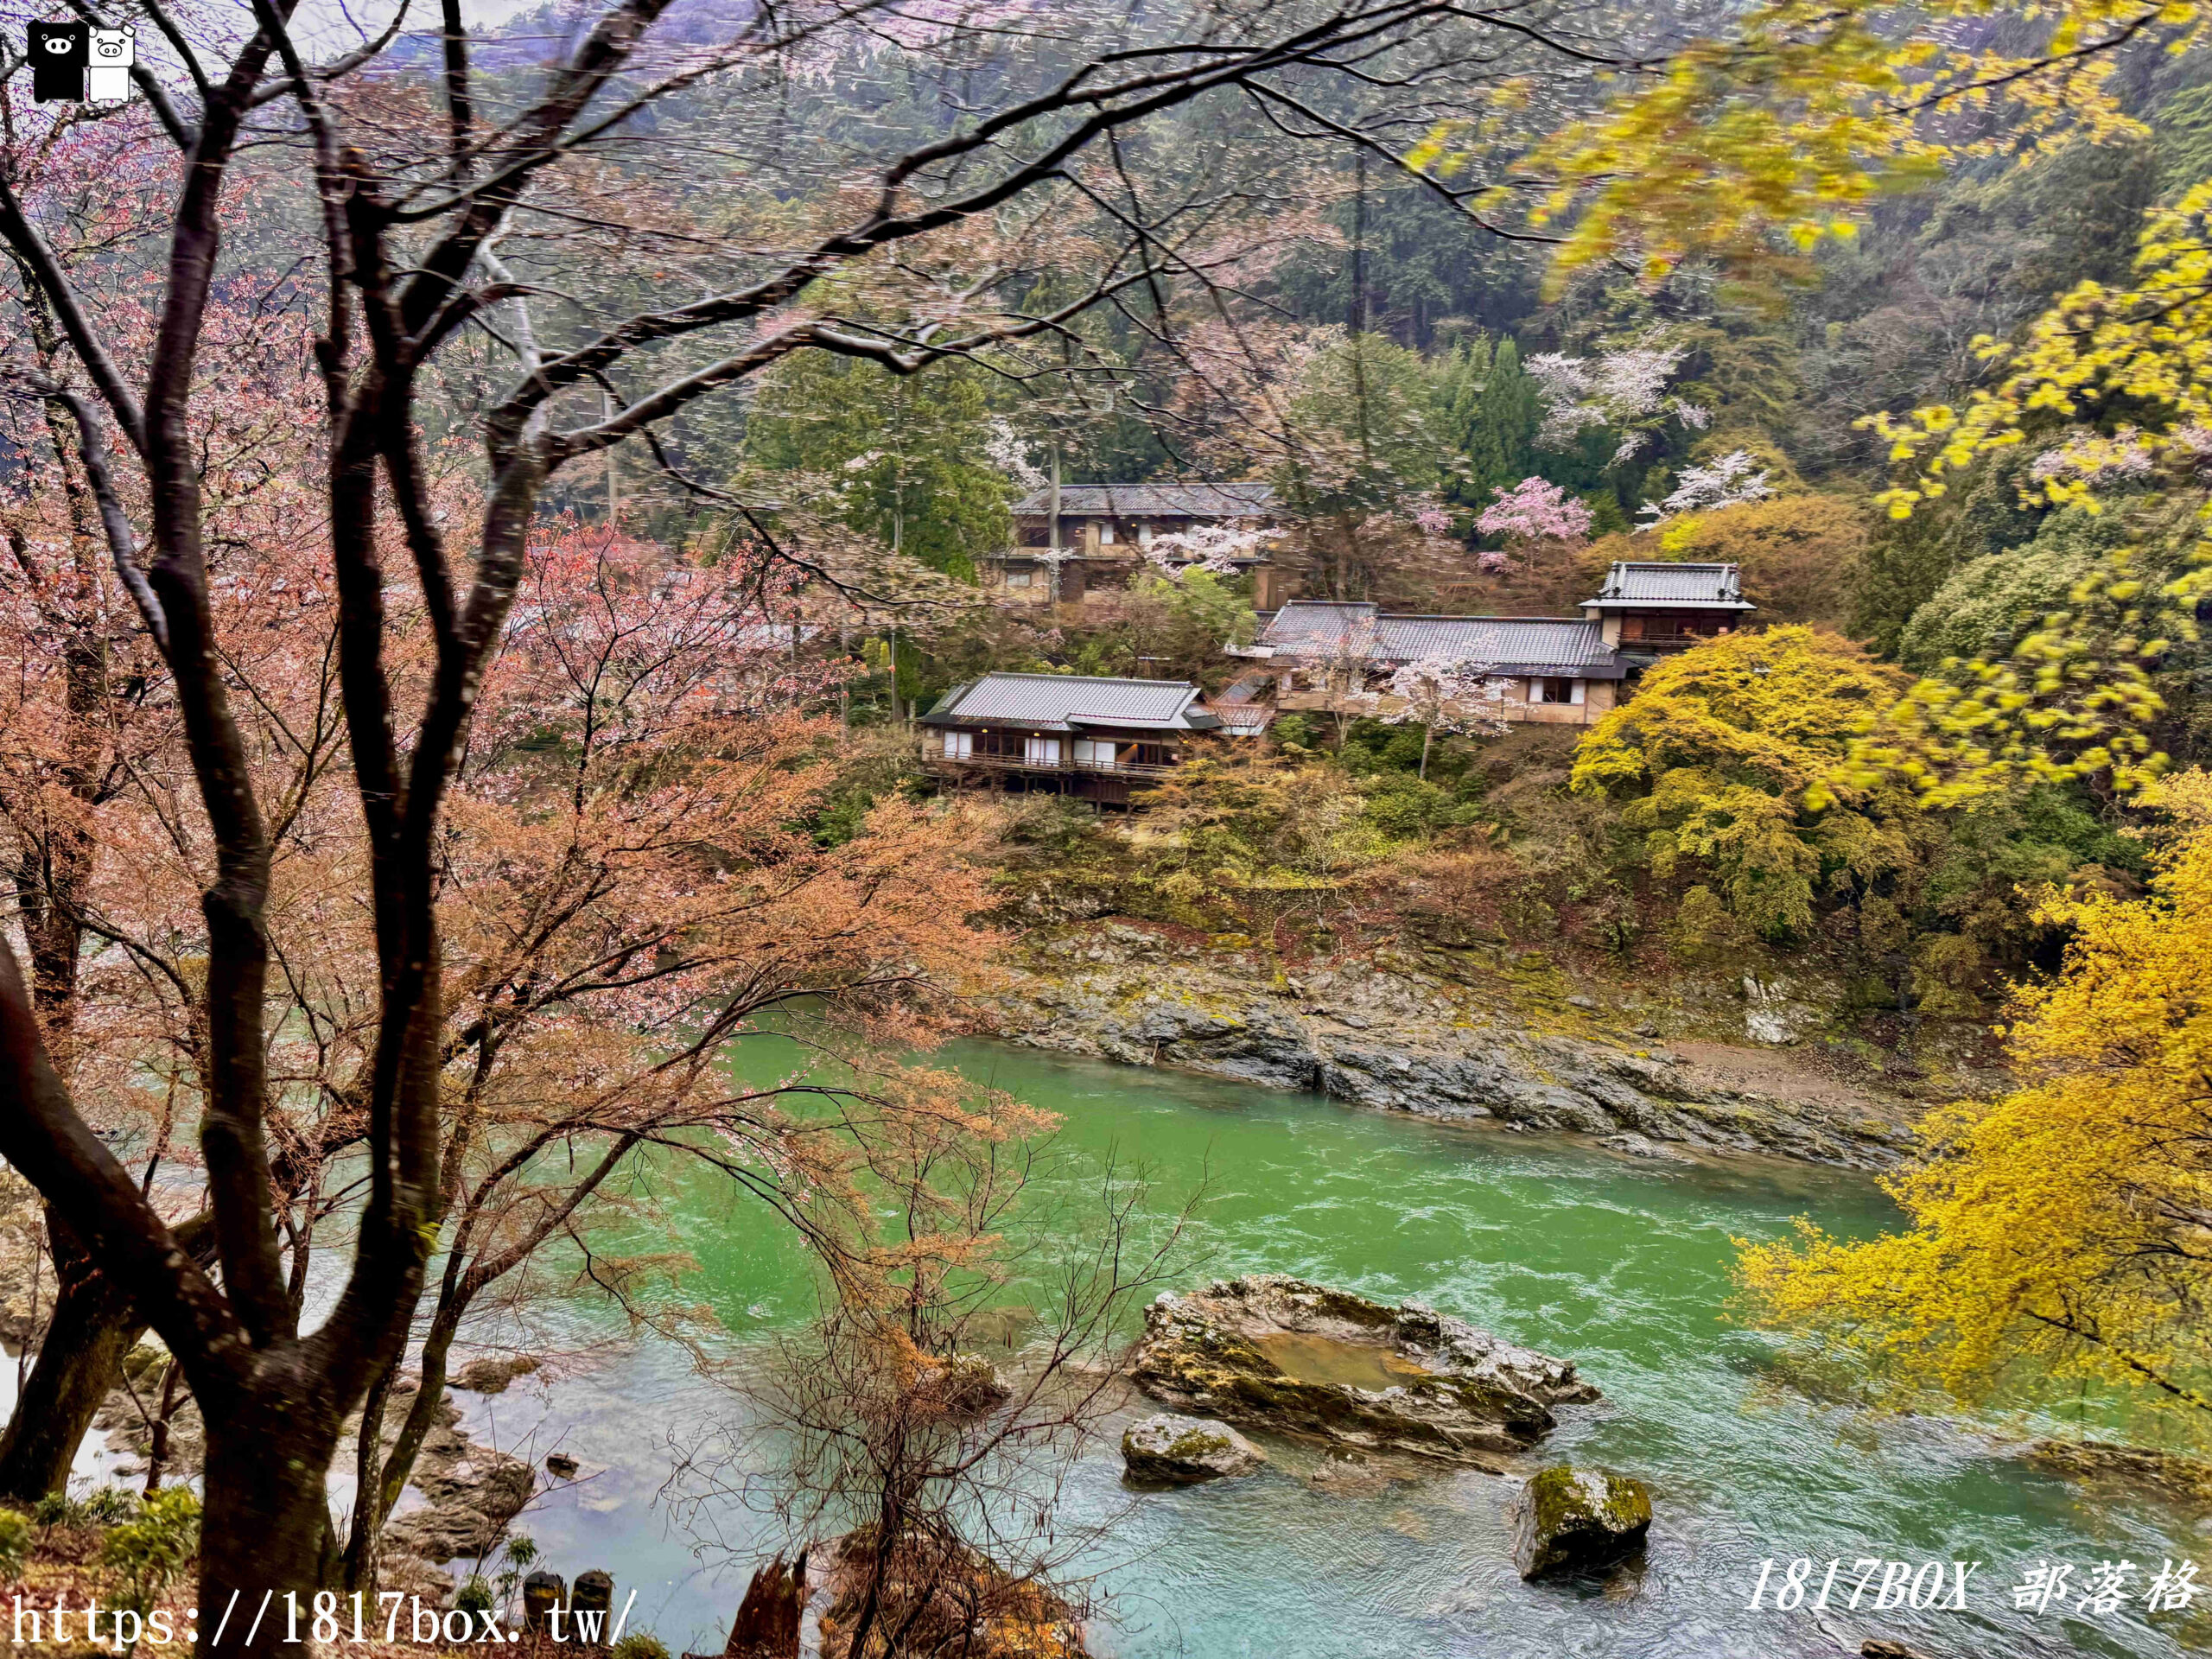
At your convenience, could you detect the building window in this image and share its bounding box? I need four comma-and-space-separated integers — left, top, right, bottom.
1025, 735, 1062, 766
942, 730, 973, 759
1073, 738, 1116, 769
1535, 677, 1580, 704
1099, 522, 1116, 544
1006, 569, 1034, 588
1135, 524, 1153, 545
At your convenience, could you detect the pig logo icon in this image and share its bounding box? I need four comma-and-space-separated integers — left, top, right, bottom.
29, 20, 87, 102
86, 24, 133, 102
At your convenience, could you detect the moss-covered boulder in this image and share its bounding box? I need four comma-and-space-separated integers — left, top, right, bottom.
1129, 1275, 1599, 1466
1122, 1414, 1267, 1484
1509, 1465, 1652, 1580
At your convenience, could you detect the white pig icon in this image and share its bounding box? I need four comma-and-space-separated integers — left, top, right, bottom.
86, 25, 133, 103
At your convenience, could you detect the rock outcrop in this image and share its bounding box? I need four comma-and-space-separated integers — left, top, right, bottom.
699, 1553, 805, 1659
451, 1354, 542, 1394
1121, 1413, 1267, 1484
378, 1380, 537, 1564
993, 930, 1923, 1170
1509, 1465, 1652, 1580
1130, 1276, 1596, 1466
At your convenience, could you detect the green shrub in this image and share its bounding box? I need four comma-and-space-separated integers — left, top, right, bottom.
613, 1636, 671, 1659
1359, 775, 1483, 839
454, 1576, 497, 1618
1378, 727, 1429, 771
0, 1507, 32, 1581
100, 1488, 200, 1615
494, 1533, 540, 1599
32, 1491, 75, 1529
82, 1486, 138, 1526
1672, 884, 1747, 957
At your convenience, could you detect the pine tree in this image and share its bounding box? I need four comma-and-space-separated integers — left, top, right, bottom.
1433, 334, 1542, 512
1433, 337, 1491, 512
1462, 337, 1539, 503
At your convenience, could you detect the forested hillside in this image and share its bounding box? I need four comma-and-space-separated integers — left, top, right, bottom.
403, 5, 2212, 1054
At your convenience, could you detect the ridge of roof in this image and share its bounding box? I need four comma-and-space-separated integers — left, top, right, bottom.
956, 671, 1200, 687
1009, 480, 1277, 514
1592, 559, 1751, 607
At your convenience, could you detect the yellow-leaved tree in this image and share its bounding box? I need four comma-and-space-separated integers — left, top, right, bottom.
1738, 772, 2212, 1424
1408, 1, 2205, 288
1570, 626, 1921, 939
1840, 180, 2212, 807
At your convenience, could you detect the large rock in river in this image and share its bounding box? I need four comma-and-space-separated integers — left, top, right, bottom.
1510, 1465, 1652, 1579
1122, 1413, 1267, 1484
1129, 1276, 1597, 1465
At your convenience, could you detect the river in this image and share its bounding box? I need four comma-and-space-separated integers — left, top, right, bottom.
435, 1037, 2200, 1659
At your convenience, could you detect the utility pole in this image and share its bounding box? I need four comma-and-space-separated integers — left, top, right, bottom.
1343, 149, 1370, 600
1047, 438, 1064, 605
603, 387, 620, 524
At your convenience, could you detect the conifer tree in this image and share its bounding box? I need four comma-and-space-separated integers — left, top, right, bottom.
1465, 339, 1540, 501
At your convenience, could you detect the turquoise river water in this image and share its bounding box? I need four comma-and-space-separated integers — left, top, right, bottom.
439, 1038, 2205, 1659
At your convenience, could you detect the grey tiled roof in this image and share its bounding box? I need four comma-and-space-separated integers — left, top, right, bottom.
1010, 483, 1277, 518
1256, 601, 1626, 678
920, 673, 1219, 731
1589, 561, 1752, 608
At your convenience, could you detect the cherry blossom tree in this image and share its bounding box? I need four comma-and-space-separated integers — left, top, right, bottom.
1381, 654, 1506, 778
1141, 522, 1265, 578
340, 527, 998, 1590
0, 303, 373, 1501
1529, 335, 1710, 465
1474, 477, 1594, 571
1637, 449, 1774, 524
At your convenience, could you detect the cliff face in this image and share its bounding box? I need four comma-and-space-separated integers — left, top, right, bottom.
988, 924, 1945, 1170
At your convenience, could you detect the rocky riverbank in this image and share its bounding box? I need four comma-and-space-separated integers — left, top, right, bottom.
987, 923, 1959, 1169
87, 1350, 535, 1599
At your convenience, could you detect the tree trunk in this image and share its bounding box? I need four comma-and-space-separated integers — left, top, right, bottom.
196, 1390, 344, 1658
143, 1359, 182, 1496
1418, 722, 1433, 780
342, 1360, 397, 1595
0, 1208, 215, 1502
340, 1300, 464, 1591
0, 1218, 136, 1502
721, 1553, 805, 1659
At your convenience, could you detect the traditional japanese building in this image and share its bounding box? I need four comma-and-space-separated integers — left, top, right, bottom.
982, 482, 1289, 607
1581, 561, 1754, 655
1235, 600, 1629, 727
918, 672, 1252, 804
